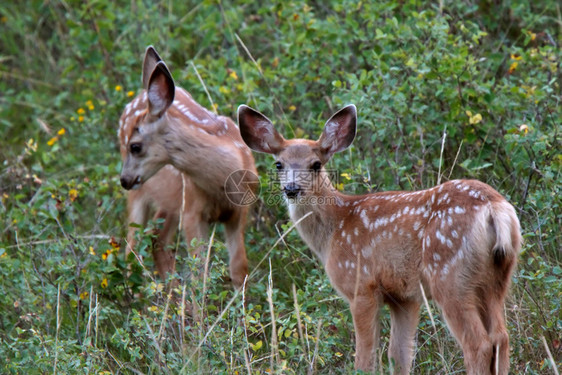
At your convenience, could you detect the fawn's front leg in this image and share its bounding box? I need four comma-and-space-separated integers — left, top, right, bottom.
224, 209, 249, 289
151, 209, 180, 279
351, 293, 381, 371
125, 193, 149, 261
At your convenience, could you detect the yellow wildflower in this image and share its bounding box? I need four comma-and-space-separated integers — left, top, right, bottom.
78, 116, 84, 122
341, 172, 352, 180
109, 237, 120, 250
77, 108, 85, 115
288, 105, 296, 112
466, 111, 482, 125
47, 136, 58, 146
69, 189, 78, 202
219, 86, 230, 94
127, 91, 135, 97
86, 100, 95, 110
510, 54, 522, 61
80, 291, 89, 300
89, 246, 96, 256
148, 306, 158, 312
229, 71, 238, 80
508, 62, 518, 74
102, 249, 112, 260
519, 124, 529, 135
470, 113, 482, 124
115, 85, 122, 92
528, 31, 537, 41
101, 278, 108, 288
57, 128, 66, 136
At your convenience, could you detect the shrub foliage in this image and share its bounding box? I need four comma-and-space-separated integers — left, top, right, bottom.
0, 0, 560, 373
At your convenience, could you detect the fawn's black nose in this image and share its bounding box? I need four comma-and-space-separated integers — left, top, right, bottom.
120, 176, 132, 190
283, 183, 301, 199
120, 175, 140, 190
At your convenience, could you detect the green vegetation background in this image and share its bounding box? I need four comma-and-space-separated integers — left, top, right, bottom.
0, 0, 560, 373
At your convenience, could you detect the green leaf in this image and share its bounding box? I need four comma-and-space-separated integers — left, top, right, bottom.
251, 340, 263, 351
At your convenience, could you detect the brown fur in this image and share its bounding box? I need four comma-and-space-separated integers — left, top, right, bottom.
238, 104, 521, 374
118, 47, 256, 287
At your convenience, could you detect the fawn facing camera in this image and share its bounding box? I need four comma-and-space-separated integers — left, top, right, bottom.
238, 104, 521, 374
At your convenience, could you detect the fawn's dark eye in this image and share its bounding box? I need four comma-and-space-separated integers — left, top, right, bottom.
275, 161, 283, 170
130, 143, 142, 155
311, 161, 322, 171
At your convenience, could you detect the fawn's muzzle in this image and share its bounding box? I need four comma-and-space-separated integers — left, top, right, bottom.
120, 175, 140, 190
283, 183, 301, 199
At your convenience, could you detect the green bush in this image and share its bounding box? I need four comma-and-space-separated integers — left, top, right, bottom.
1, 0, 560, 373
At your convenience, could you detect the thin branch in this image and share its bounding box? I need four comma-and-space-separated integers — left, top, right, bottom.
437, 125, 447, 185
307, 318, 323, 375
267, 259, 279, 370
541, 335, 560, 375
53, 284, 61, 375
447, 140, 463, 180
190, 61, 217, 114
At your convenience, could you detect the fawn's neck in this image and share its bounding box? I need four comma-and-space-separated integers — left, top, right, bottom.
161, 115, 245, 197
286, 181, 348, 264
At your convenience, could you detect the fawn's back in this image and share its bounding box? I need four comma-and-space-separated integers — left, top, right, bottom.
323, 179, 519, 303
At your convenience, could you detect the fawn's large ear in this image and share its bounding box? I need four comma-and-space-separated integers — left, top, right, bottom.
142, 46, 163, 89
237, 105, 285, 154
317, 104, 357, 162
147, 61, 175, 117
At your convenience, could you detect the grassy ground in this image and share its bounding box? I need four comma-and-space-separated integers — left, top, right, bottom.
0, 0, 560, 373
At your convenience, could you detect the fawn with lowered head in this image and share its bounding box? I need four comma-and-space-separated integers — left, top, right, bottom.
118, 46, 257, 288
238, 104, 520, 374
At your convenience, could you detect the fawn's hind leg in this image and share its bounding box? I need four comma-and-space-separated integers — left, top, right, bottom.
437, 290, 494, 375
